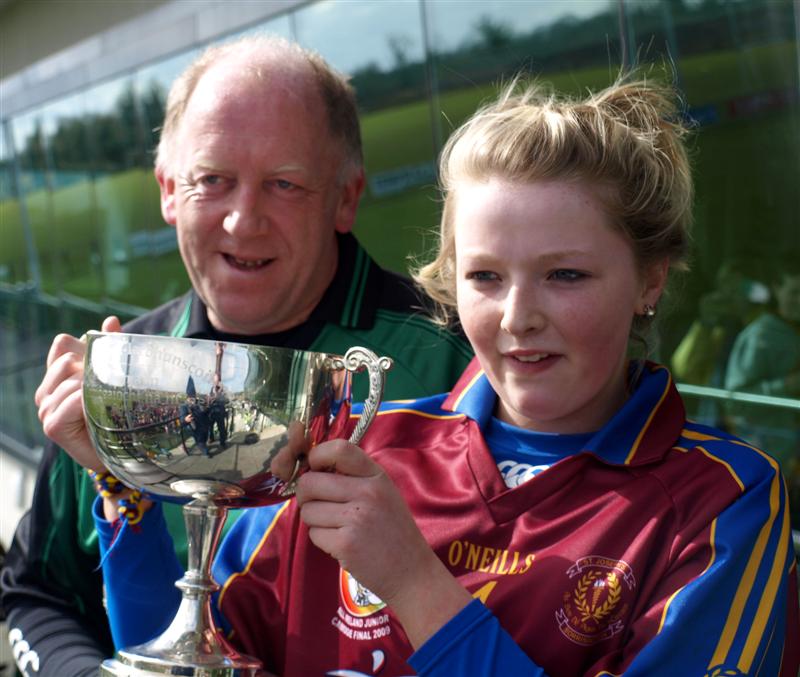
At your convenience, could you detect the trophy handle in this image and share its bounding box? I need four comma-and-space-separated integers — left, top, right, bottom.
281, 347, 392, 496
339, 346, 393, 445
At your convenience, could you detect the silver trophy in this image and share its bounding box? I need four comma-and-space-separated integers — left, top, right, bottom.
82, 332, 392, 676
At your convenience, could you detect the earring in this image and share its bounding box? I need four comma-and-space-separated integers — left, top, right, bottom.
643, 304, 656, 318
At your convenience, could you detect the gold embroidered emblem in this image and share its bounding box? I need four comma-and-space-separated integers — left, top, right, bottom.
574, 570, 621, 623
704, 667, 746, 677
556, 556, 635, 646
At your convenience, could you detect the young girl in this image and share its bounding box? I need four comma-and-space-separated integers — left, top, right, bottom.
97, 78, 798, 676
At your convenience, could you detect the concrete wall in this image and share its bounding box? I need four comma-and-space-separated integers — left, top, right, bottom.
0, 0, 171, 79
1, 0, 306, 118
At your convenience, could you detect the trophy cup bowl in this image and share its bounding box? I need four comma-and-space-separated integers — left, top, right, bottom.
83, 332, 391, 676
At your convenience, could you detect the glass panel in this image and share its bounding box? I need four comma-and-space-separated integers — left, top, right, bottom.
43, 90, 103, 300
118, 50, 203, 310
233, 11, 293, 40
10, 110, 56, 294
294, 0, 436, 274
426, 1, 621, 133
0, 126, 42, 454
82, 75, 151, 306
0, 122, 27, 285
412, 0, 622, 274
626, 0, 800, 531
134, 49, 199, 162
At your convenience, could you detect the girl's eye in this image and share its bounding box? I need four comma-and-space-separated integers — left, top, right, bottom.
466, 271, 498, 282
549, 269, 586, 282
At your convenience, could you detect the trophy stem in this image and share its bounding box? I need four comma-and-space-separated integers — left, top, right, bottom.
101, 496, 261, 676
184, 495, 225, 588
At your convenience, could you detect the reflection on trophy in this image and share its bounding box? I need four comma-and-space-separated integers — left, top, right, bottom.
82, 332, 392, 676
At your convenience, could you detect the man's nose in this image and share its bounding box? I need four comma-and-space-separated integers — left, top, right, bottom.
499, 285, 545, 335
222, 185, 268, 235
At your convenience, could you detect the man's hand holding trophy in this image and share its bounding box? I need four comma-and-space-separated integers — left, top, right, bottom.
77, 331, 391, 676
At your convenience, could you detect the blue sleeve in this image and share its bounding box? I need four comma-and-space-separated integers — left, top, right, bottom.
613, 454, 798, 676
408, 599, 548, 677
211, 502, 287, 635
93, 497, 183, 649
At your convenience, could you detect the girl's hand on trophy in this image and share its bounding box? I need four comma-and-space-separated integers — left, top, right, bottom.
271, 420, 310, 482
295, 439, 471, 647
35, 315, 121, 472
294, 439, 424, 593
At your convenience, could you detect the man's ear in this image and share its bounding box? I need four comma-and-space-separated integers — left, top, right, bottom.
333, 168, 365, 234
156, 166, 178, 226
640, 258, 670, 310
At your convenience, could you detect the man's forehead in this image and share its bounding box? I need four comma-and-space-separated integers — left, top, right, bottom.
191, 68, 308, 112
178, 69, 326, 145
192, 52, 316, 104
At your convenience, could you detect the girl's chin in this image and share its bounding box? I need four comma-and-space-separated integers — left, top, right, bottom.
498, 396, 600, 434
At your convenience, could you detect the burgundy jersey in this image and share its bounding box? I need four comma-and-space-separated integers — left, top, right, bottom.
209, 360, 798, 676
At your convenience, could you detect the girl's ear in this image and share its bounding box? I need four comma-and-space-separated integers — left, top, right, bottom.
639, 258, 670, 311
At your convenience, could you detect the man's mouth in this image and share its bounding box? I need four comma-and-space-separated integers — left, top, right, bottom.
223, 254, 273, 270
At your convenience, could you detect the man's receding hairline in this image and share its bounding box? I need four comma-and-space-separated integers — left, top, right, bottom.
203, 42, 318, 83
162, 54, 328, 169
157, 35, 362, 178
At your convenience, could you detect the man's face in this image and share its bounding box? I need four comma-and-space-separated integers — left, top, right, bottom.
158, 63, 363, 335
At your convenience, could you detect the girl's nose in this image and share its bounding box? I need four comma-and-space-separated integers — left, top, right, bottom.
499, 286, 545, 335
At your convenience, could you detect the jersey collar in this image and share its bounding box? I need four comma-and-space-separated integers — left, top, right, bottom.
443, 357, 685, 467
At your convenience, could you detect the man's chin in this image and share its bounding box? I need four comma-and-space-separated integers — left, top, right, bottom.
207, 305, 282, 336
207, 300, 311, 337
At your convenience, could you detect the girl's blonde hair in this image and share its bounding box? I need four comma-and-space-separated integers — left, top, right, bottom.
414, 76, 693, 333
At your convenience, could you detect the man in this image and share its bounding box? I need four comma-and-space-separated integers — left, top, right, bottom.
0, 36, 472, 676
207, 386, 228, 450
179, 395, 211, 455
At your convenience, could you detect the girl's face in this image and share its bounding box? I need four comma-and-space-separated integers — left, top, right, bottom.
454, 178, 666, 433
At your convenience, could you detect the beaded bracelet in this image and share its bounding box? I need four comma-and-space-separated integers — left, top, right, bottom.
87, 469, 126, 498
87, 469, 145, 526
117, 490, 145, 526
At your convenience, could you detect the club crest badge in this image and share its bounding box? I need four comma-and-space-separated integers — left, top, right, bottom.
555, 556, 636, 646
332, 569, 392, 645
339, 569, 387, 618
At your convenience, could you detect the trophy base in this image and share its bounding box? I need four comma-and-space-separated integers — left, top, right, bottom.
101, 648, 260, 676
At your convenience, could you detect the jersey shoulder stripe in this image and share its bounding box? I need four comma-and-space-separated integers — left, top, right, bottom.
672, 424, 792, 675
217, 502, 290, 608
655, 517, 721, 637
354, 393, 463, 422
707, 451, 791, 674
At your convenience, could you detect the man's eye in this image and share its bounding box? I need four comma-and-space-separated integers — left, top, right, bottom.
200, 175, 224, 187
549, 269, 586, 282
273, 179, 295, 190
